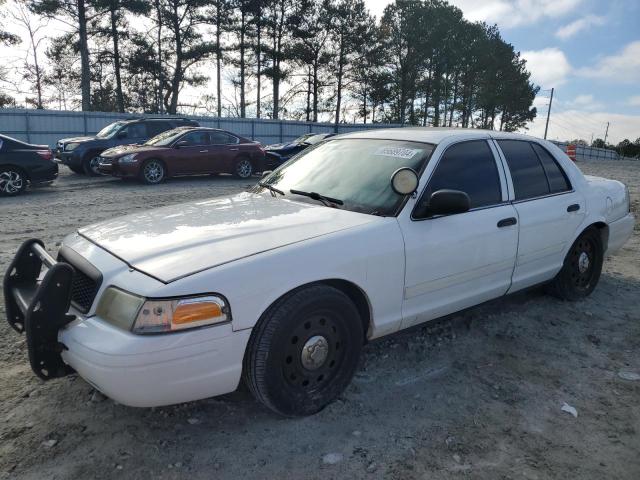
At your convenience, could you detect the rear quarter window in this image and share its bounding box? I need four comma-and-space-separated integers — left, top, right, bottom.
531, 143, 571, 193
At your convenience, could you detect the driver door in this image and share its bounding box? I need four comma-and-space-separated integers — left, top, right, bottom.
171, 131, 212, 175
400, 140, 519, 328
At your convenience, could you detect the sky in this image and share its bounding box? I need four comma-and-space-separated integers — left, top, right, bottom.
1, 0, 639, 144
365, 0, 640, 144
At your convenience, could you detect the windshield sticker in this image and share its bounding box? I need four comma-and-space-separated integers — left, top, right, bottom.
374, 146, 421, 159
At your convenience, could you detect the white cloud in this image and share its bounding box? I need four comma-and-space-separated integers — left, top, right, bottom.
579, 41, 640, 83
566, 94, 604, 111
449, 0, 583, 28
555, 15, 605, 39
522, 48, 572, 87
524, 110, 640, 144
629, 95, 640, 107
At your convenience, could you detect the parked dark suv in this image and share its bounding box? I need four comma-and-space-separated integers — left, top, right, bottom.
55, 117, 199, 175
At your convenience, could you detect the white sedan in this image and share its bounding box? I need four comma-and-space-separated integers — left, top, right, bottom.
4, 128, 634, 416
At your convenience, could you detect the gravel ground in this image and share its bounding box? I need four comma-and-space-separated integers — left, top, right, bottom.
0, 162, 638, 480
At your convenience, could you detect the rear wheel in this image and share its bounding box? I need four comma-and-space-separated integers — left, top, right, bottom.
547, 227, 603, 300
0, 167, 26, 196
234, 158, 253, 179
243, 285, 363, 416
68, 165, 84, 174
139, 159, 166, 185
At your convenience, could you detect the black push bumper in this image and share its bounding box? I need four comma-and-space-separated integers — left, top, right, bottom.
4, 239, 75, 380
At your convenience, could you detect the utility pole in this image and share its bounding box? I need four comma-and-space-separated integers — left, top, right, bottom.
544, 88, 554, 140
604, 122, 610, 145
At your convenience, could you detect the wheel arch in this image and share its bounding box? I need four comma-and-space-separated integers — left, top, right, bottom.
252, 279, 373, 345
579, 221, 609, 252
0, 164, 30, 180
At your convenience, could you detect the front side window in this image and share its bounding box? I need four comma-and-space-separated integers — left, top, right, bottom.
122, 123, 147, 139
498, 140, 550, 200
259, 139, 434, 216
180, 131, 210, 146
416, 140, 502, 216
210, 132, 238, 145
531, 143, 571, 193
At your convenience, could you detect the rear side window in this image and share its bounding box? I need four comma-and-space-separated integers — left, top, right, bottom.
531, 143, 571, 193
419, 140, 502, 212
498, 140, 550, 200
147, 121, 172, 137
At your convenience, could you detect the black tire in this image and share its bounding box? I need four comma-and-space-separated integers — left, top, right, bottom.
139, 159, 166, 185
0, 166, 27, 196
68, 165, 84, 174
547, 227, 603, 301
243, 285, 363, 416
234, 157, 253, 179
82, 154, 101, 176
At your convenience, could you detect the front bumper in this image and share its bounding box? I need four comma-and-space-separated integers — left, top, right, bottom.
55, 150, 82, 168
4, 239, 250, 407
98, 158, 139, 178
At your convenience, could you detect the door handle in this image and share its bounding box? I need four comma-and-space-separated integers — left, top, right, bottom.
567, 204, 580, 212
229, 148, 239, 151
199, 150, 209, 153
497, 217, 517, 228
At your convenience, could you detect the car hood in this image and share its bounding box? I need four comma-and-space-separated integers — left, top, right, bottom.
101, 144, 159, 157
77, 192, 378, 283
59, 136, 98, 144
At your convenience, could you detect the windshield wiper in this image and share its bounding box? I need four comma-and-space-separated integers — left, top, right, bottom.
290, 189, 344, 207
258, 182, 285, 196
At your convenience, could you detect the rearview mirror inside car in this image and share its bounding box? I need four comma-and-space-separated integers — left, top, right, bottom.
175, 140, 189, 149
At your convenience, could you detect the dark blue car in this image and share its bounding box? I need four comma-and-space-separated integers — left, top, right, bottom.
265, 133, 335, 169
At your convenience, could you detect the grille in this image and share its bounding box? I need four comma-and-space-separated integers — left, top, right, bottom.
58, 254, 101, 313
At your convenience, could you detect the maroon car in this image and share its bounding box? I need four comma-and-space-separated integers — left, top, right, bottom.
97, 127, 266, 184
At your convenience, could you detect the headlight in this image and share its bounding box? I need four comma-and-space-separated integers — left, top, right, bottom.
95, 287, 230, 334
65, 143, 80, 151
119, 153, 137, 163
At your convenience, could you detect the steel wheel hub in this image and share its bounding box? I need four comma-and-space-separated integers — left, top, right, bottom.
578, 251, 590, 274
301, 335, 329, 370
0, 171, 23, 194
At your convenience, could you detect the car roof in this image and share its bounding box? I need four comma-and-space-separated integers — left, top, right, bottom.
339, 127, 542, 145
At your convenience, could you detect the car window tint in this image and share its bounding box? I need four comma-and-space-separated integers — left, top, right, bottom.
147, 121, 172, 137
531, 143, 571, 193
210, 132, 237, 144
419, 140, 502, 212
498, 140, 550, 200
123, 123, 147, 138
181, 131, 210, 146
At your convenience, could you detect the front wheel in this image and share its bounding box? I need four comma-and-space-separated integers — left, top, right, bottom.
83, 155, 102, 176
139, 159, 165, 185
547, 227, 603, 300
243, 285, 363, 416
0, 167, 27, 196
234, 158, 253, 179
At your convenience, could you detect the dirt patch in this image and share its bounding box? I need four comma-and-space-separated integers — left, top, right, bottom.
1, 163, 639, 479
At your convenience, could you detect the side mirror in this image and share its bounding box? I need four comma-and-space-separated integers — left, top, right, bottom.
116, 131, 127, 139
174, 140, 189, 149
425, 189, 471, 216
390, 168, 419, 195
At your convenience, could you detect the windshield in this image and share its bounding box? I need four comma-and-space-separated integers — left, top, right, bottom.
258, 138, 434, 216
96, 122, 125, 138
145, 128, 186, 146
292, 133, 315, 144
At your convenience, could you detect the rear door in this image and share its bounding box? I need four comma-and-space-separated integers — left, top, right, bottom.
495, 139, 585, 291
207, 131, 239, 173
146, 121, 173, 141
400, 139, 519, 328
